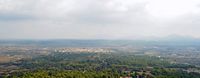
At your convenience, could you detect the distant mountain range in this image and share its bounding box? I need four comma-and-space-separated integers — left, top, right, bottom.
0, 36, 200, 47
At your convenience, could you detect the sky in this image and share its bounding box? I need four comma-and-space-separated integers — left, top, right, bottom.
0, 0, 200, 39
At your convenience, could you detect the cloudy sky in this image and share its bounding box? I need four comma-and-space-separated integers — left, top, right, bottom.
0, 0, 200, 39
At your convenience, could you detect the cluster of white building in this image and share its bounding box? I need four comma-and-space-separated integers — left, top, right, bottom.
55, 48, 114, 53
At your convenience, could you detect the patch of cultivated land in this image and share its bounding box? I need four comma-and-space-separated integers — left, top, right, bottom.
0, 56, 13, 63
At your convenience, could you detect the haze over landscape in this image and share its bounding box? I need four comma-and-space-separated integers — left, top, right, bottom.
1, 0, 200, 39
2, 0, 200, 78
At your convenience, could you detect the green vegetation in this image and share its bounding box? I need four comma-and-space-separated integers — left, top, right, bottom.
6, 70, 119, 78
1, 52, 200, 78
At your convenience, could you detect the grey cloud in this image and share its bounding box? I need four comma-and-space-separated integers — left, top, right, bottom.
0, 13, 34, 21
166, 13, 200, 37
0, 0, 200, 39
0, 0, 162, 39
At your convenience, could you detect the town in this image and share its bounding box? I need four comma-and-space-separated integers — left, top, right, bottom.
0, 40, 200, 78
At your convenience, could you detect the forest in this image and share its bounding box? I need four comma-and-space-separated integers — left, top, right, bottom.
1, 51, 200, 78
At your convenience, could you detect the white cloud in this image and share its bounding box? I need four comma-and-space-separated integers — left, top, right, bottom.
0, 0, 200, 39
